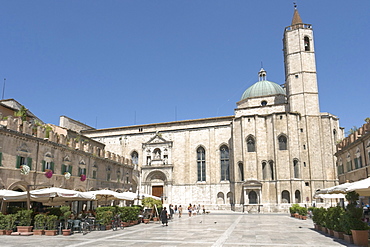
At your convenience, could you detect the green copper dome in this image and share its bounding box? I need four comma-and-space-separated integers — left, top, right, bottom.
241, 80, 286, 100
240, 68, 286, 100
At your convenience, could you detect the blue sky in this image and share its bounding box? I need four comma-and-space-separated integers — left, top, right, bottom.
0, 1, 369, 133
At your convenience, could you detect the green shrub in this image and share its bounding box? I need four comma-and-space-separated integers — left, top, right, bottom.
5, 214, 17, 230
298, 207, 308, 216
34, 214, 47, 230
16, 209, 33, 226
0, 213, 6, 229
45, 215, 58, 230
345, 191, 369, 231
96, 210, 113, 225
289, 203, 300, 214
312, 207, 326, 226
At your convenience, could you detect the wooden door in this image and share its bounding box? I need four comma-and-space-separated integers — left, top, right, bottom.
152, 186, 163, 198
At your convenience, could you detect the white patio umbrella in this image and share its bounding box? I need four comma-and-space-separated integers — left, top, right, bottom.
140, 193, 161, 200
87, 189, 133, 205
345, 177, 370, 196
29, 187, 95, 203
120, 191, 137, 201
0, 190, 28, 201
314, 193, 346, 199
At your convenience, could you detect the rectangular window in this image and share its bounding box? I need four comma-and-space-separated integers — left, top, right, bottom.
16, 156, 32, 169
92, 170, 97, 179
42, 161, 54, 172
78, 167, 86, 176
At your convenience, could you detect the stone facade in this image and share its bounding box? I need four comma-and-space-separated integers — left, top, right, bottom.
81, 9, 344, 213
0, 116, 135, 201
335, 122, 370, 184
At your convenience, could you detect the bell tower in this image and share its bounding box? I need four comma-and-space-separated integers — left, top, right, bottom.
283, 7, 320, 116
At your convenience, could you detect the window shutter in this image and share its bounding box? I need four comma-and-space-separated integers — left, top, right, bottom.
42, 161, 46, 172
68, 165, 72, 175
61, 164, 66, 174
0, 152, 2, 166
51, 162, 55, 172
78, 167, 81, 176
16, 156, 21, 168
27, 157, 32, 170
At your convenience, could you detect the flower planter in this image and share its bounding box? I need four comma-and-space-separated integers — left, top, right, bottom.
143, 219, 150, 224
153, 217, 159, 222
62, 229, 71, 236
351, 229, 368, 247
333, 231, 344, 240
5, 230, 13, 235
343, 234, 353, 244
328, 229, 334, 236
0, 230, 6, 235
105, 225, 112, 230
33, 229, 45, 235
122, 222, 130, 227
44, 230, 57, 236
17, 226, 33, 233
301, 216, 307, 220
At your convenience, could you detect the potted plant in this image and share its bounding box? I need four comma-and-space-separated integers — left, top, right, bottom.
142, 197, 162, 221
345, 191, 369, 247
45, 215, 58, 236
4, 214, 17, 235
298, 206, 308, 220
0, 213, 6, 235
33, 214, 47, 235
60, 205, 72, 236
96, 210, 113, 230
329, 206, 345, 239
16, 209, 33, 233
289, 204, 300, 217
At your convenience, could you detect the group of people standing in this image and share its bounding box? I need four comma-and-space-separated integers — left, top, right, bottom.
187, 204, 205, 217
160, 204, 206, 226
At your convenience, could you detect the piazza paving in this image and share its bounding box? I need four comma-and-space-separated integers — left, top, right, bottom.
0, 212, 358, 247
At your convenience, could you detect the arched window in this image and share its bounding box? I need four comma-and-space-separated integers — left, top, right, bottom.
337, 158, 344, 175
262, 162, 268, 180
269, 161, 274, 180
278, 135, 288, 150
42, 152, 54, 172
217, 192, 225, 204
131, 151, 138, 165
346, 153, 352, 172
197, 147, 206, 182
220, 145, 229, 181
282, 190, 290, 203
293, 159, 299, 178
249, 191, 258, 204
295, 190, 301, 203
246, 136, 256, 152
354, 148, 362, 169
238, 162, 244, 181
304, 36, 310, 51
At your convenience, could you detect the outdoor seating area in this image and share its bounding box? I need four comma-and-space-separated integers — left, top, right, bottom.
0, 187, 164, 236
302, 178, 370, 247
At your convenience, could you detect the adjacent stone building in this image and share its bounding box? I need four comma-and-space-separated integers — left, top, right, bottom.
335, 122, 370, 184
0, 103, 135, 211
80, 9, 344, 212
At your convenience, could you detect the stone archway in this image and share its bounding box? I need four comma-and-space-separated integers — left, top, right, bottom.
143, 170, 168, 202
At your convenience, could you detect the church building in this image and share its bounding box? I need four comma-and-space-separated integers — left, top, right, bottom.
79, 8, 343, 212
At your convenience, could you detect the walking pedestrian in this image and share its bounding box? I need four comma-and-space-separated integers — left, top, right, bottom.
178, 205, 182, 218
160, 207, 168, 226
188, 204, 192, 217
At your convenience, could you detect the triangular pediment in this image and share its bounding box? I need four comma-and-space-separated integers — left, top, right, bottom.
145, 132, 169, 144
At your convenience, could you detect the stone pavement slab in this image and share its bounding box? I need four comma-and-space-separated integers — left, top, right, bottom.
0, 212, 358, 247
